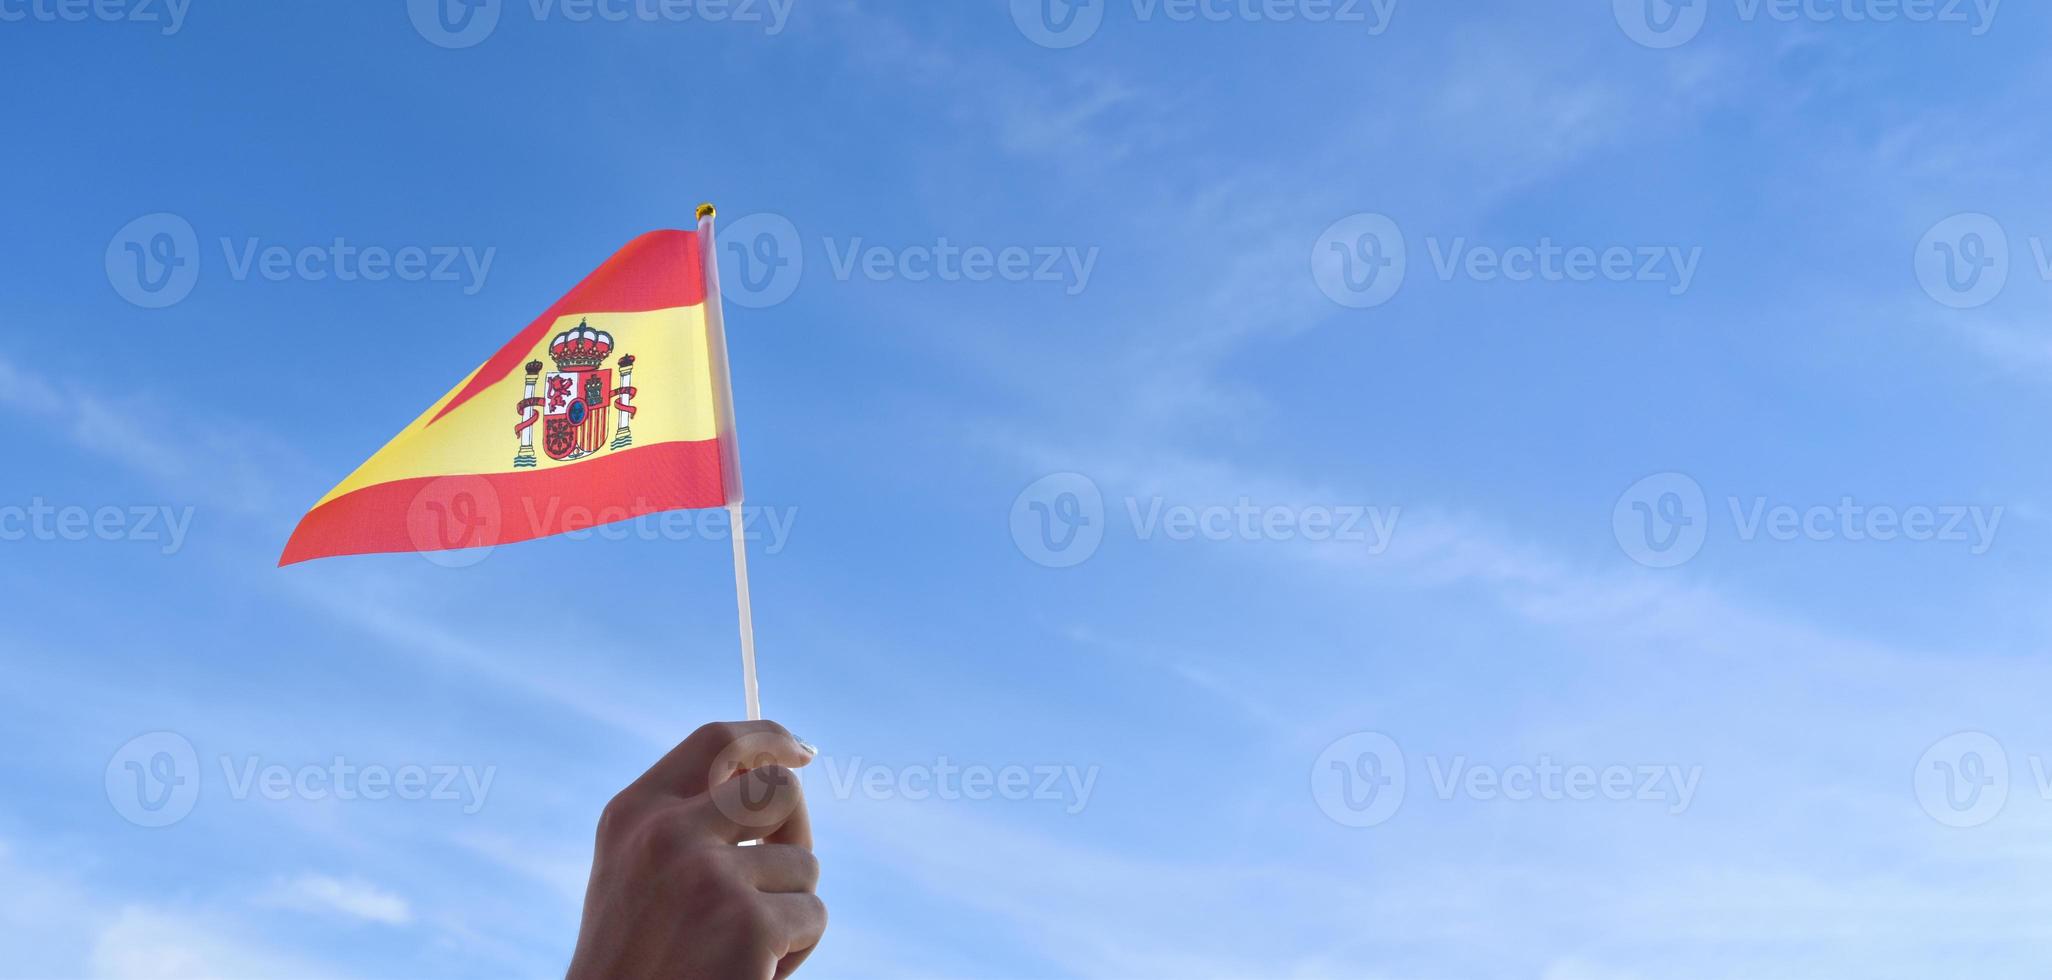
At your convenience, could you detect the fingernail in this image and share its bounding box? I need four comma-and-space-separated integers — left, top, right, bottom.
796, 738, 820, 757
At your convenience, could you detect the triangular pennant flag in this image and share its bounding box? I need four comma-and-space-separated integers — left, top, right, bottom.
280, 229, 733, 565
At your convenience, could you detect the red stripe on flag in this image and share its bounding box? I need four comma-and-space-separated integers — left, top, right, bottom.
277, 439, 725, 566
428, 229, 706, 426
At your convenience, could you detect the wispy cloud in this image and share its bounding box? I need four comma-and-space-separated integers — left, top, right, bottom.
819, 3, 1170, 170
265, 874, 413, 927
832, 798, 1395, 980
0, 352, 312, 523
89, 906, 353, 980
0, 838, 360, 980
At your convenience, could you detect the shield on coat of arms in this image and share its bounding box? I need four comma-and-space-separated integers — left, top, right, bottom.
543, 368, 613, 461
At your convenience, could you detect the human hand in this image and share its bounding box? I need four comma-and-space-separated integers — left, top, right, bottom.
567, 720, 824, 980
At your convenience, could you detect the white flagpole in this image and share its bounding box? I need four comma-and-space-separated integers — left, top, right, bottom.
697, 203, 761, 722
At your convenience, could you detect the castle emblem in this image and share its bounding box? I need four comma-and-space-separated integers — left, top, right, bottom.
513, 319, 639, 467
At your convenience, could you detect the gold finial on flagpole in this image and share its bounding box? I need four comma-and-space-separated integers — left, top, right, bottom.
696, 202, 717, 221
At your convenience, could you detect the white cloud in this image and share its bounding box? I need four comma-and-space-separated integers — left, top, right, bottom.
0, 840, 363, 979
0, 352, 309, 522
0, 838, 95, 978
1951, 314, 2052, 378
266, 874, 412, 927
833, 798, 1391, 979
819, 3, 1164, 170
1542, 960, 1645, 980
449, 833, 593, 907
89, 906, 350, 980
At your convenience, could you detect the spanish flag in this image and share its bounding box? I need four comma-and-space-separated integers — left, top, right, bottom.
279, 219, 741, 565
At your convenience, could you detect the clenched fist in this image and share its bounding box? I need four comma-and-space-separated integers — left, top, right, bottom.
568, 720, 825, 980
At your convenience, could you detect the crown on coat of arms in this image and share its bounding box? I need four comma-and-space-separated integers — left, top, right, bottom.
549, 320, 615, 371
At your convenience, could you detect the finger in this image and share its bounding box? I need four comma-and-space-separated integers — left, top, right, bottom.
775, 943, 819, 980
764, 770, 813, 851
697, 765, 810, 845
632, 720, 816, 800
734, 842, 819, 893
760, 892, 827, 971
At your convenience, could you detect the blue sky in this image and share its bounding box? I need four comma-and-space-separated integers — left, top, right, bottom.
6, 0, 2052, 977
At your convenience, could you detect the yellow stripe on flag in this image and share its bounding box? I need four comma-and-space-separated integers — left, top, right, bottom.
313, 304, 717, 509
